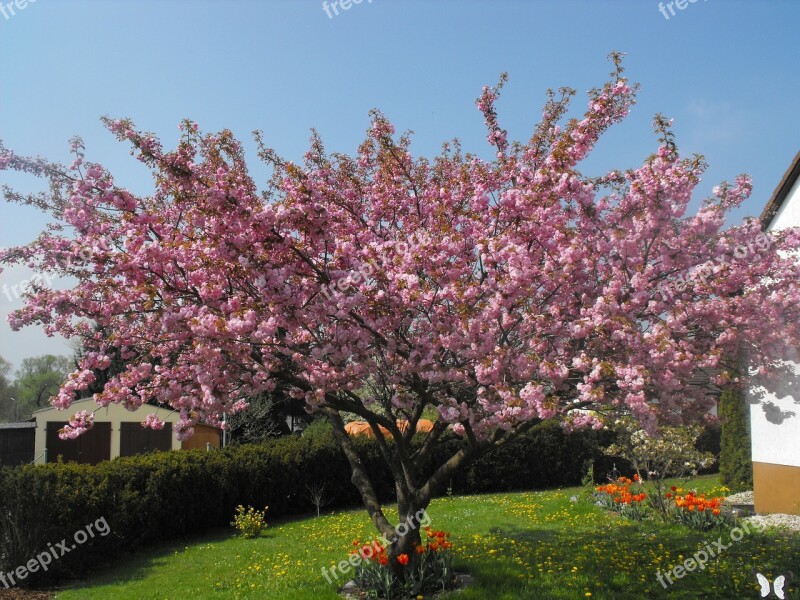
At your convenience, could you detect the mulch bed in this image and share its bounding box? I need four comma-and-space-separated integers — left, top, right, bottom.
0, 590, 55, 599
340, 572, 474, 599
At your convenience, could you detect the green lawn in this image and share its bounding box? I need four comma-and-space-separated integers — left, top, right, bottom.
53, 475, 799, 599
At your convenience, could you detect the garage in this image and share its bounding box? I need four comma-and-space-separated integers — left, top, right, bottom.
119, 421, 173, 457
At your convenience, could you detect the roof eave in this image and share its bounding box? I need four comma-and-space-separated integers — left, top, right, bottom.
760, 150, 800, 230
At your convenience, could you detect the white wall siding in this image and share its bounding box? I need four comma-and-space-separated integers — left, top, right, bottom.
750, 381, 800, 467
750, 171, 800, 468
771, 175, 800, 230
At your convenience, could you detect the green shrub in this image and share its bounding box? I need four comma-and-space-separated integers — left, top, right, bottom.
230, 505, 268, 538
718, 386, 753, 491
695, 423, 722, 474
300, 416, 335, 442
446, 420, 607, 494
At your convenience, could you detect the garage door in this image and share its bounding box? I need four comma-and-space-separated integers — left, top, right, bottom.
119, 422, 172, 457
46, 421, 111, 465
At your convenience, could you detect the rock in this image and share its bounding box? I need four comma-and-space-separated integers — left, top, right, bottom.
723, 491, 754, 505
454, 571, 475, 588
339, 580, 360, 599
743, 514, 800, 533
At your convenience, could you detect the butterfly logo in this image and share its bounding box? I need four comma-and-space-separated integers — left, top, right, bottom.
753, 569, 794, 599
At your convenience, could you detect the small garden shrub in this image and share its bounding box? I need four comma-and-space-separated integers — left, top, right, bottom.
230, 505, 268, 538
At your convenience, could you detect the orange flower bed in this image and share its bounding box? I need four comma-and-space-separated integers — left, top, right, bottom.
420, 527, 453, 552
594, 476, 648, 520
347, 527, 456, 597
666, 489, 729, 529
596, 476, 647, 506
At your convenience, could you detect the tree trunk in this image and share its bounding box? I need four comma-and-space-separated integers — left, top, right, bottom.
322, 407, 397, 541
386, 503, 425, 581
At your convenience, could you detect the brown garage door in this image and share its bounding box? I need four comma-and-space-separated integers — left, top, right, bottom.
46, 421, 111, 465
119, 422, 172, 457
0, 427, 35, 466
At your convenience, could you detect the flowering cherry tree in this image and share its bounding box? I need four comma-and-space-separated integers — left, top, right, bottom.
2, 55, 799, 567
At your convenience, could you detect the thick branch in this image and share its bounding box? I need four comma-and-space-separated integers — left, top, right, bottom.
321, 406, 395, 539
417, 444, 477, 507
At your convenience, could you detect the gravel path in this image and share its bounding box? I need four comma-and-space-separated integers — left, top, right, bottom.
724, 491, 754, 505
724, 490, 800, 533
743, 513, 800, 533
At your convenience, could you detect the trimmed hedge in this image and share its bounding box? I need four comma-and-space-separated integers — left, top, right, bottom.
0, 421, 606, 586
444, 420, 613, 493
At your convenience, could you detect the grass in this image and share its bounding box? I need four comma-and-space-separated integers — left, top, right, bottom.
52, 475, 799, 599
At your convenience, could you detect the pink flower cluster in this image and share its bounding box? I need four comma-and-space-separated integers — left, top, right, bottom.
59, 410, 94, 440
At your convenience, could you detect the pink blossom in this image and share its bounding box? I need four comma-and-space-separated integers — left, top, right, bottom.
59, 410, 94, 440
141, 414, 165, 430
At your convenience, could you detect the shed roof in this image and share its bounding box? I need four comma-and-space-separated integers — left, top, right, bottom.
0, 421, 36, 429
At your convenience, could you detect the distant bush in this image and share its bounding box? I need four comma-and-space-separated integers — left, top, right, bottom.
0, 420, 605, 586
443, 420, 610, 494
695, 423, 722, 475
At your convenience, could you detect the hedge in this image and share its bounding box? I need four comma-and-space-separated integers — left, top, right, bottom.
0, 420, 610, 586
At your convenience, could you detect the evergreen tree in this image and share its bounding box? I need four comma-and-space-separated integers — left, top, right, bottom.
719, 386, 753, 491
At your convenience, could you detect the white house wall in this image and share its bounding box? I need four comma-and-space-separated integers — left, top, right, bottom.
751, 172, 800, 467
750, 388, 800, 467
750, 165, 800, 513
771, 174, 800, 231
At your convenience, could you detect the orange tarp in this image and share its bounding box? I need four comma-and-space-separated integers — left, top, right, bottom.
344, 419, 433, 438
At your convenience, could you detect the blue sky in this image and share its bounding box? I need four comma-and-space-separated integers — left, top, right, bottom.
1, 0, 799, 370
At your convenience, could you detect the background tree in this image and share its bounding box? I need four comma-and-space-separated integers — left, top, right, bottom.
0, 356, 18, 422
226, 392, 292, 443
227, 350, 308, 443
306, 481, 333, 517
13, 355, 71, 417
2, 55, 799, 578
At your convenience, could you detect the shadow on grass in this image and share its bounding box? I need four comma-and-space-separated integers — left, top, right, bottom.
54, 527, 241, 591
446, 520, 799, 600
49, 506, 332, 594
